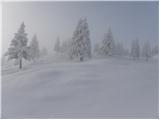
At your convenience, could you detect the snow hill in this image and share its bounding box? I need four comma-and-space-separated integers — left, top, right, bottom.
2, 56, 159, 118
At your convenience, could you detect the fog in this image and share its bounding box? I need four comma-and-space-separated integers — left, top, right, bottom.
2, 1, 159, 118
2, 1, 158, 55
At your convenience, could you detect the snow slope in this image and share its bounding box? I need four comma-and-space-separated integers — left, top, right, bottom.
2, 57, 159, 118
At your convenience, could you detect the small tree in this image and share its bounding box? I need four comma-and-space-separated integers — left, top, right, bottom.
6, 22, 29, 69
29, 34, 40, 60
94, 43, 101, 56
142, 41, 152, 61
130, 38, 140, 60
54, 37, 60, 53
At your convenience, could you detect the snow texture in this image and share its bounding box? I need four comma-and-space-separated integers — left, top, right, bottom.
2, 56, 159, 118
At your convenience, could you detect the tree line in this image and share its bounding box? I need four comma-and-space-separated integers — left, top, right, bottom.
54, 18, 158, 61
5, 18, 159, 69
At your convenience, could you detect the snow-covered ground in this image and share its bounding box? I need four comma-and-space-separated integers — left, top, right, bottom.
2, 56, 159, 118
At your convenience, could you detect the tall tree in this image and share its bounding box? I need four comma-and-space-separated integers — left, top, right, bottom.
71, 18, 91, 61
83, 18, 92, 58
101, 28, 115, 56
29, 34, 40, 60
6, 22, 29, 69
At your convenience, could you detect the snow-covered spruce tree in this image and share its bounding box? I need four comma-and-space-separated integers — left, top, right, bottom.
54, 37, 60, 53
130, 38, 140, 60
29, 34, 40, 60
101, 28, 115, 56
71, 18, 91, 61
6, 22, 29, 69
142, 41, 152, 61
83, 18, 92, 59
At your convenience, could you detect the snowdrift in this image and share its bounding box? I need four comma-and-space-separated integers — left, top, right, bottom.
2, 57, 159, 118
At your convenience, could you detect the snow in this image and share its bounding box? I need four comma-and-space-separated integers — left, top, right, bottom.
2, 56, 158, 118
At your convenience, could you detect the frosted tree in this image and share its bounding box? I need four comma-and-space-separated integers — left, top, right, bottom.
29, 34, 40, 60
54, 37, 60, 52
6, 22, 29, 69
142, 41, 152, 61
94, 43, 101, 56
71, 18, 91, 61
101, 28, 115, 56
130, 38, 140, 60
83, 18, 92, 59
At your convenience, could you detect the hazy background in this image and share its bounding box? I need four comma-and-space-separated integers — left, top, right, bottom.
2, 1, 159, 55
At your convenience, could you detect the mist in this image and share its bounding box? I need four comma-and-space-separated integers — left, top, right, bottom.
2, 1, 158, 55
2, 1, 159, 118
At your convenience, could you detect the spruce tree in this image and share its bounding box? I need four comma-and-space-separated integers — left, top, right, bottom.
7, 22, 29, 69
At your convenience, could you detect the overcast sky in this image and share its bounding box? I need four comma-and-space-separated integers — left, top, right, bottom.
2, 1, 158, 54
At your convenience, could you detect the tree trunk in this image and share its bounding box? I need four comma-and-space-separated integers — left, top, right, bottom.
19, 59, 22, 69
